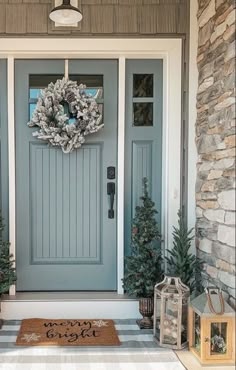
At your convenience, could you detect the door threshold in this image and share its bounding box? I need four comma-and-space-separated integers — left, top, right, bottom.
2, 292, 137, 302
1, 292, 140, 319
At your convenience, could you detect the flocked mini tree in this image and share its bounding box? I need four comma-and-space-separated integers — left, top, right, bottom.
0, 213, 16, 295
165, 210, 203, 294
123, 178, 163, 298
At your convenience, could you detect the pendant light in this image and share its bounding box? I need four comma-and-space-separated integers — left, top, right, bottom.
49, 0, 82, 25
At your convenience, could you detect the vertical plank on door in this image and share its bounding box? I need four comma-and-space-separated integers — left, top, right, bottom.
35, 147, 43, 259
56, 150, 63, 258
49, 149, 56, 258
76, 150, 83, 258
63, 153, 70, 258
83, 148, 90, 258
132, 141, 152, 217
42, 148, 50, 258
90, 147, 98, 258
69, 152, 77, 258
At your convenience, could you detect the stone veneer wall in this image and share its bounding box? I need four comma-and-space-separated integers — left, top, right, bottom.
196, 0, 235, 306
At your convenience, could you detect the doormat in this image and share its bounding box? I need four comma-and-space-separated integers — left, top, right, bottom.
16, 319, 121, 346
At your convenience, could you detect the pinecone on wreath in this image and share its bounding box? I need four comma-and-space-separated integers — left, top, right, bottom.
132, 227, 138, 235
66, 91, 75, 104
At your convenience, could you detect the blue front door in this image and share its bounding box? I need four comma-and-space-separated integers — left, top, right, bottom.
15, 60, 118, 291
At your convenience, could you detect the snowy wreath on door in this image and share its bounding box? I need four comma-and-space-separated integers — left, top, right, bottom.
28, 78, 103, 153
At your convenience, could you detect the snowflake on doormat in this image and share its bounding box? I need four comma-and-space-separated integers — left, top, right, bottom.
92, 320, 109, 327
21, 333, 41, 343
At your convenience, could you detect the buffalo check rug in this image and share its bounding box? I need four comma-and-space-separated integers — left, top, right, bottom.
0, 319, 186, 370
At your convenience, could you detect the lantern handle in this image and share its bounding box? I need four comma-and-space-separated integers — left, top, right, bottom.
205, 287, 225, 315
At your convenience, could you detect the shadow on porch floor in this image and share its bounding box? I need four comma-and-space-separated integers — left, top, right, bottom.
176, 351, 235, 370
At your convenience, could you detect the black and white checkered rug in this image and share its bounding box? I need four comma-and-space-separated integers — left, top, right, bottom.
0, 319, 186, 370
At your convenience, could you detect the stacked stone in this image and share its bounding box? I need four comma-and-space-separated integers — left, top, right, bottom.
196, 0, 235, 307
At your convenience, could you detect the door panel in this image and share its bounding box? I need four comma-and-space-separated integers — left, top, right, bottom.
30, 144, 102, 264
15, 60, 118, 291
125, 60, 163, 254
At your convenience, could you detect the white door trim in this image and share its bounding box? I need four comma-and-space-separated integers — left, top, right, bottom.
117, 57, 126, 294
3, 38, 182, 295
7, 57, 16, 296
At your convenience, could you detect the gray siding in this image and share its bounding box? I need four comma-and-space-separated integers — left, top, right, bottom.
0, 0, 188, 36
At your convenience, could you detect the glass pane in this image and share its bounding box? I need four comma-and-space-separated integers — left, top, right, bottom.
154, 299, 161, 342
181, 298, 188, 345
29, 74, 64, 103
133, 74, 153, 97
162, 297, 179, 345
133, 103, 153, 126
83, 88, 102, 99
211, 322, 227, 355
30, 89, 41, 99
29, 103, 37, 120
29, 74, 64, 90
69, 75, 103, 99
193, 312, 201, 354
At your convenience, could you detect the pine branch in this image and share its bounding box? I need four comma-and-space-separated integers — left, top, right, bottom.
165, 210, 203, 294
123, 178, 163, 298
0, 212, 17, 295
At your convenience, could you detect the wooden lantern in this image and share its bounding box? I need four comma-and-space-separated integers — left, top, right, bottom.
154, 276, 190, 349
189, 288, 235, 366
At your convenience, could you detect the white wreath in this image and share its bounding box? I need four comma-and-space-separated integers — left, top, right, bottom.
28, 78, 103, 153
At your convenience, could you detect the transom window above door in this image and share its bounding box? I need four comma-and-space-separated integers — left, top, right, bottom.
29, 74, 104, 122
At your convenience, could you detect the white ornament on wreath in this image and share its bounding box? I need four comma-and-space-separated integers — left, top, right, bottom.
28, 78, 103, 154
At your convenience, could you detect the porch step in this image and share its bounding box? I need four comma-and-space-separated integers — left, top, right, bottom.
0, 292, 141, 320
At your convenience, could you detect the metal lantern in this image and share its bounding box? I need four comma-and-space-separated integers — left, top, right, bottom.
154, 275, 190, 349
189, 287, 235, 366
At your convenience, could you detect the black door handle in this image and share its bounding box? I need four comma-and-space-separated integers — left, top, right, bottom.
107, 182, 115, 219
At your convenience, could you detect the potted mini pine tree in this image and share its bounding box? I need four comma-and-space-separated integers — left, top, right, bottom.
0, 213, 16, 329
122, 178, 163, 328
165, 210, 203, 295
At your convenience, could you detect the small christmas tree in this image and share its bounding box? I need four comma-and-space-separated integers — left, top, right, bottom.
123, 178, 163, 298
0, 213, 16, 295
165, 210, 203, 294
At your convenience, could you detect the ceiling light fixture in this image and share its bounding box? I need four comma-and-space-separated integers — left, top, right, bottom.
49, 0, 82, 25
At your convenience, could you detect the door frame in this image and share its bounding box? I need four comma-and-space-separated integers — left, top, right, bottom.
0, 38, 182, 295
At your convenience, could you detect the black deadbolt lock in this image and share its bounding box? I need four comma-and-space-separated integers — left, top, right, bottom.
107, 166, 115, 180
